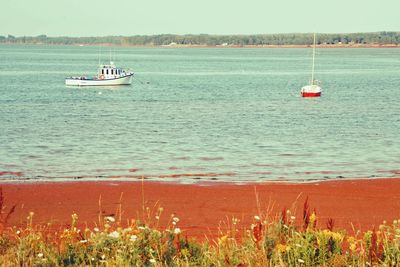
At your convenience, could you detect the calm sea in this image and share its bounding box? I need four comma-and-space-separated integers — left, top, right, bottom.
0, 44, 399, 183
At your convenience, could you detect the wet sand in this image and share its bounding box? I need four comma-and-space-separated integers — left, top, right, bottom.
2, 178, 400, 238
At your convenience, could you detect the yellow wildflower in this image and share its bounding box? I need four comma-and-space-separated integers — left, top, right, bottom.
276, 243, 287, 253
347, 236, 357, 252
218, 235, 228, 246
181, 248, 190, 257
309, 212, 317, 229
332, 231, 344, 242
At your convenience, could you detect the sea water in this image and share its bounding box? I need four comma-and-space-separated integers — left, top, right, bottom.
0, 45, 399, 183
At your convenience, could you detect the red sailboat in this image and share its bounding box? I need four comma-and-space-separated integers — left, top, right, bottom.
301, 33, 322, 97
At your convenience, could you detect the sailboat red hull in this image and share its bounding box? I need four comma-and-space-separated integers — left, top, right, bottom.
301, 92, 321, 97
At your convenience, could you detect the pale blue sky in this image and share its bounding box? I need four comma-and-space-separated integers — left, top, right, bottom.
1, 0, 399, 37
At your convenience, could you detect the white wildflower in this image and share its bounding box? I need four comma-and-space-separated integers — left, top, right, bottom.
38, 253, 43, 258
172, 221, 177, 226
149, 259, 156, 264
109, 231, 120, 238
16, 230, 21, 235
173, 217, 180, 223
101, 254, 106, 260
298, 259, 305, 263
155, 215, 160, 220
80, 240, 88, 243
174, 228, 181, 235
130, 235, 138, 242
290, 216, 296, 220
138, 226, 145, 230
93, 227, 99, 232
105, 216, 115, 222
254, 215, 261, 221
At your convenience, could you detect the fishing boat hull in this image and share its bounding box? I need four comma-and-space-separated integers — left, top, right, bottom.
301, 85, 321, 97
65, 73, 133, 86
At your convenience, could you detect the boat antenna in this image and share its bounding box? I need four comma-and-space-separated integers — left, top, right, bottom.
311, 33, 316, 85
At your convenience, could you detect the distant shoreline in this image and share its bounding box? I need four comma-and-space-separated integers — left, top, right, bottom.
1, 42, 400, 48
3, 32, 400, 48
160, 43, 400, 48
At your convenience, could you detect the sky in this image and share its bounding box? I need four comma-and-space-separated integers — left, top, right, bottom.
1, 0, 399, 37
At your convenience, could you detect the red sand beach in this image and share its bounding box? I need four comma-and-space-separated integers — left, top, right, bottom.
2, 178, 400, 238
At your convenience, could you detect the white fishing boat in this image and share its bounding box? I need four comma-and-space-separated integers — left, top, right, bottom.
301, 33, 322, 97
65, 61, 134, 86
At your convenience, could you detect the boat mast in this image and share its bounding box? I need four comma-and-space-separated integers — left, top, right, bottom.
311, 33, 316, 85
98, 46, 101, 66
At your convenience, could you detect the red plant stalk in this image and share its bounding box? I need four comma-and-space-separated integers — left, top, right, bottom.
369, 228, 383, 263
175, 233, 181, 258
302, 197, 310, 231
280, 207, 287, 226
253, 221, 263, 246
326, 218, 335, 231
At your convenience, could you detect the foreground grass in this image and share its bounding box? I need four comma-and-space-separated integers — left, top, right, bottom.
1, 195, 400, 266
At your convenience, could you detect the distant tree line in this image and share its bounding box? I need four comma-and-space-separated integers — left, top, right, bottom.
1, 32, 400, 46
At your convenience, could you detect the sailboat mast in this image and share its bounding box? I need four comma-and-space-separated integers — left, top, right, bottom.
311, 33, 316, 85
